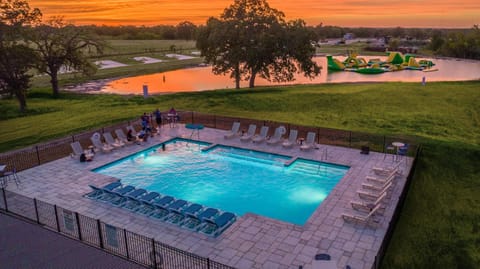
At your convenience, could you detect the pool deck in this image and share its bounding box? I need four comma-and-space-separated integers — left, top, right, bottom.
5, 125, 413, 269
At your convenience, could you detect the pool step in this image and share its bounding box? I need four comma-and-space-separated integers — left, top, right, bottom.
210, 149, 287, 166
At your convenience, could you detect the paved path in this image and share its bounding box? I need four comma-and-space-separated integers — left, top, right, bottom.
0, 212, 146, 269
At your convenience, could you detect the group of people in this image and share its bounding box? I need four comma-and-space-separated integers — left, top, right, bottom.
126, 107, 178, 142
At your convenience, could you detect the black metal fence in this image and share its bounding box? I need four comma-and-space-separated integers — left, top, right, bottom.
371, 145, 422, 269
0, 111, 421, 269
0, 188, 235, 269
0, 111, 419, 173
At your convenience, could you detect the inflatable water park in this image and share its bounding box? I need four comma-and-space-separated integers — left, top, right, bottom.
327, 52, 437, 74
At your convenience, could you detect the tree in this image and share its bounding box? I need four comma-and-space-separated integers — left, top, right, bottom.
29, 18, 105, 97
0, 0, 41, 112
176, 21, 197, 40
197, 0, 320, 89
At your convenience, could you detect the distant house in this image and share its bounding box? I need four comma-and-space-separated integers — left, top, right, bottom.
344, 33, 354, 40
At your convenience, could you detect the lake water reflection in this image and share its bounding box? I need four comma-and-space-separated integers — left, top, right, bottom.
102, 56, 480, 95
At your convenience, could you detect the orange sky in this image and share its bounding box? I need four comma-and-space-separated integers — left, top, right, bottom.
29, 0, 479, 28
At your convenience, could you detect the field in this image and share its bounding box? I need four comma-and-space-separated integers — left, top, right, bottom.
1, 39, 479, 268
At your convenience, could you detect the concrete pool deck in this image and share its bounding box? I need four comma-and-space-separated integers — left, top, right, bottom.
4, 125, 413, 269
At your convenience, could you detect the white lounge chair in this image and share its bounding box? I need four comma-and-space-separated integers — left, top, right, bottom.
90, 132, 114, 153
300, 132, 316, 151
351, 191, 387, 213
282, 129, 298, 148
372, 161, 402, 176
126, 125, 138, 137
252, 126, 269, 143
115, 129, 134, 145
70, 141, 94, 159
365, 169, 398, 185
358, 181, 393, 200
240, 124, 256, 142
267, 126, 286, 145
103, 132, 124, 148
224, 122, 240, 139
342, 203, 382, 224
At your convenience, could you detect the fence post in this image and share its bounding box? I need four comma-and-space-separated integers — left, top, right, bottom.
214, 114, 216, 129
383, 136, 386, 153
123, 229, 130, 259
54, 205, 61, 232
72, 135, 75, 143
36, 146, 41, 165
2, 188, 8, 212
34, 198, 40, 224
348, 131, 352, 148
191, 111, 194, 124
97, 219, 104, 249
151, 238, 157, 268
75, 212, 82, 241
207, 257, 211, 269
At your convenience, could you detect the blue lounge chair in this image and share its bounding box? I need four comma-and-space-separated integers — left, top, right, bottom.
135, 192, 161, 215
86, 181, 121, 198
101, 185, 135, 203
163, 199, 189, 223
174, 203, 204, 225
138, 192, 160, 203
181, 207, 219, 230
200, 212, 236, 237
116, 188, 147, 208
150, 196, 175, 219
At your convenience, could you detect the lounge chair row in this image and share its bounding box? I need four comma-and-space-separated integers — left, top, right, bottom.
342, 166, 399, 225
86, 182, 236, 237
70, 126, 153, 157
224, 122, 317, 150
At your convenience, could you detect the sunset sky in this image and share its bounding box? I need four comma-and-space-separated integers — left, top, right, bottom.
29, 0, 479, 28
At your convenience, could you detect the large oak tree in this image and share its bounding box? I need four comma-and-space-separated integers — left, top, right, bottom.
197, 0, 320, 89
29, 18, 105, 97
0, 0, 41, 112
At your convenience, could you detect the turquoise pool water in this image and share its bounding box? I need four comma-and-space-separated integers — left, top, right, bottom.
93, 139, 349, 225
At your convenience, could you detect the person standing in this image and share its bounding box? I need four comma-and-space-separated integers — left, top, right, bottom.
154, 108, 162, 129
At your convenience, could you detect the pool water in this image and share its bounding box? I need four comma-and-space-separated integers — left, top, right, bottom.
93, 139, 349, 225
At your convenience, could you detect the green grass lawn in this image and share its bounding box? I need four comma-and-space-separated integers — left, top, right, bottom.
1, 81, 479, 268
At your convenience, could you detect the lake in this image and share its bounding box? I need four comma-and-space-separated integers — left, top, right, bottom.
101, 56, 480, 95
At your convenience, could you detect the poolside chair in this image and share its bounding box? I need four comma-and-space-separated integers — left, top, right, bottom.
114, 188, 147, 208
70, 141, 94, 160
357, 181, 393, 201
103, 132, 124, 148
342, 203, 382, 225
1, 165, 20, 187
162, 199, 188, 222
115, 129, 134, 145
364, 170, 397, 185
224, 122, 240, 139
200, 212, 236, 237
300, 132, 316, 151
351, 190, 387, 213
135, 192, 161, 215
372, 161, 402, 176
267, 126, 286, 145
86, 181, 121, 199
150, 196, 175, 219
168, 203, 203, 224
181, 207, 219, 230
90, 132, 114, 153
252, 126, 269, 143
126, 125, 138, 137
282, 129, 298, 148
240, 124, 256, 142
99, 185, 135, 202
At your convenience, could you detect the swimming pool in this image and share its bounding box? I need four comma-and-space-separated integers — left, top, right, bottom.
93, 138, 349, 225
